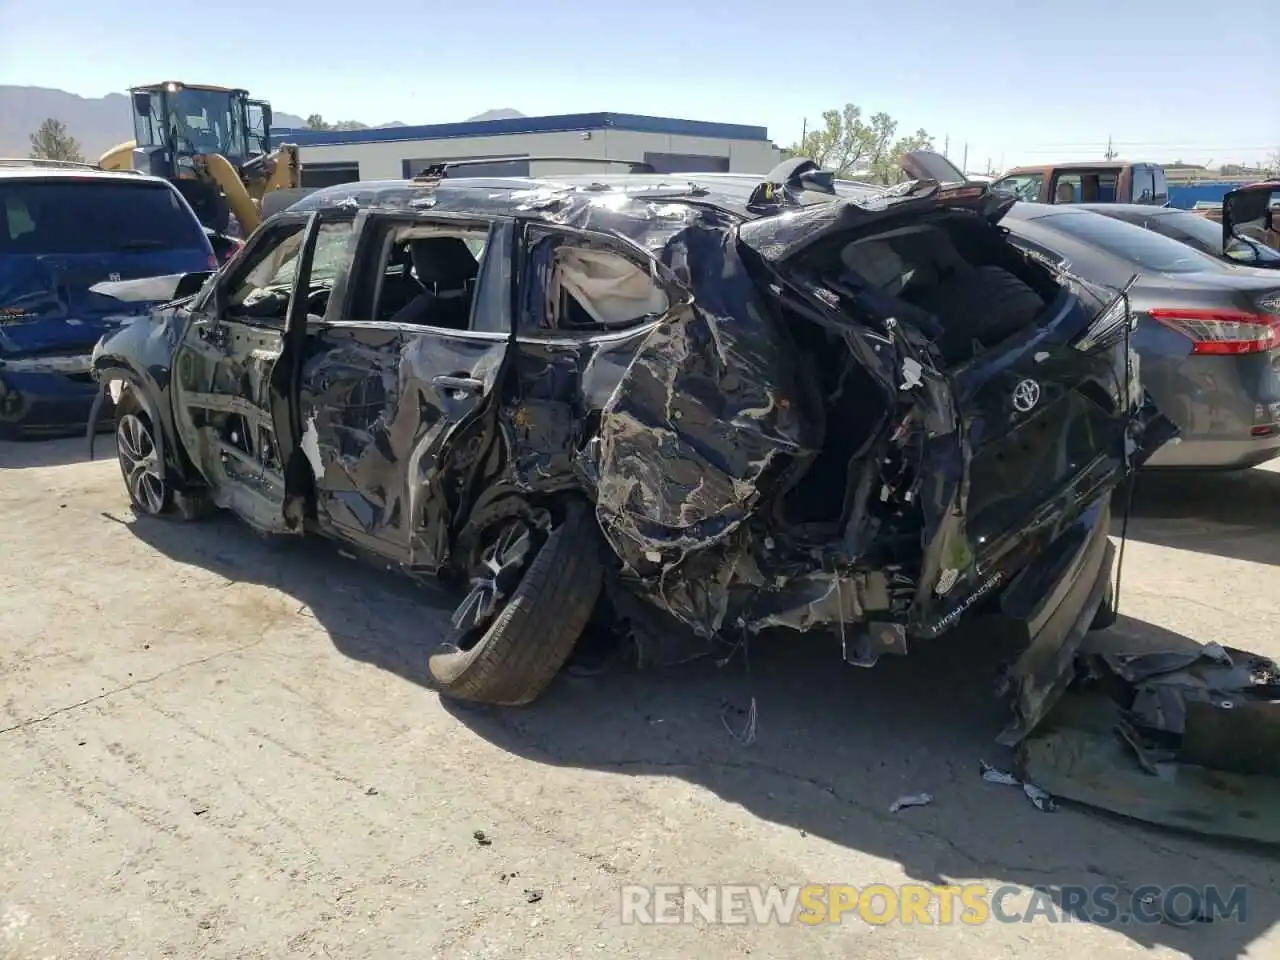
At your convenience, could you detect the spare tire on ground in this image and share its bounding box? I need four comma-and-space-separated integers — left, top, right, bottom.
914, 265, 1046, 364
429, 500, 604, 706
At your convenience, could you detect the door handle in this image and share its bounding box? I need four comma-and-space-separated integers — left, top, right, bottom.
433, 374, 484, 394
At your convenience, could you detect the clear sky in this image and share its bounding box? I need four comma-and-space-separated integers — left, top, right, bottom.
2, 0, 1274, 171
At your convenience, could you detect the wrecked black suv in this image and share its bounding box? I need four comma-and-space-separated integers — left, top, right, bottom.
88, 151, 1175, 739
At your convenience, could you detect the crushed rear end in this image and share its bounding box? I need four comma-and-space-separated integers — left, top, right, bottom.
591, 166, 1175, 739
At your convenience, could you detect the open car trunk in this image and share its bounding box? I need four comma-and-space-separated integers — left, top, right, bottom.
592, 172, 1175, 643
1222, 182, 1280, 252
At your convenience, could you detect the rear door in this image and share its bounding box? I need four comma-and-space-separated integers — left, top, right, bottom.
170, 212, 352, 532
296, 212, 512, 570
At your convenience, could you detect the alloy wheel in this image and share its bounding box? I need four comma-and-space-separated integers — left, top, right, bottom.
116, 413, 167, 515
450, 513, 548, 646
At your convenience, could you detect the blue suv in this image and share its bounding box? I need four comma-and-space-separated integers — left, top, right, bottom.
1, 164, 216, 437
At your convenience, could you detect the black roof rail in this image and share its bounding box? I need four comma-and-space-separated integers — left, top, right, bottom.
412, 156, 656, 181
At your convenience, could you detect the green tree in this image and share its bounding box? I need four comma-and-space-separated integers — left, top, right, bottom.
28, 118, 85, 163
789, 104, 935, 184
305, 115, 368, 132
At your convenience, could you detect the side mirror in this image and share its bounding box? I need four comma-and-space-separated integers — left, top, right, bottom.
1224, 243, 1260, 264
132, 92, 151, 117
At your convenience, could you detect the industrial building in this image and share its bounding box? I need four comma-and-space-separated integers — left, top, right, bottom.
274, 112, 784, 187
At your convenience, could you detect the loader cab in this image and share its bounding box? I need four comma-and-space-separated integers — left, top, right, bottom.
246, 100, 272, 155
129, 82, 255, 177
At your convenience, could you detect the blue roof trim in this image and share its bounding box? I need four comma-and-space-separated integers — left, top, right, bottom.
274, 112, 769, 147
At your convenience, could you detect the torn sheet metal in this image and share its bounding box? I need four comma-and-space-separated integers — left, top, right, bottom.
890, 793, 933, 812
1094, 642, 1280, 777
979, 760, 1057, 812
1016, 636, 1280, 841
1018, 692, 1280, 843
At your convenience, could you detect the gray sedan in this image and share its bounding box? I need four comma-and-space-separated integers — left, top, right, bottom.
1080, 203, 1280, 271
1002, 203, 1280, 470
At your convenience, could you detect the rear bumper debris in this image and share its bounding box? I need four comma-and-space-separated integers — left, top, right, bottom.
1016, 638, 1280, 842
994, 496, 1116, 746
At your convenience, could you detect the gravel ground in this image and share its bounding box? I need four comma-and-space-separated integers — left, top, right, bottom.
1, 438, 1277, 959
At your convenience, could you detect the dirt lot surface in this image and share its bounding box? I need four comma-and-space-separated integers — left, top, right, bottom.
1, 438, 1277, 959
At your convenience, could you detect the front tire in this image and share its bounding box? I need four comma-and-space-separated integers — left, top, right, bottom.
430, 500, 604, 706
114, 402, 172, 517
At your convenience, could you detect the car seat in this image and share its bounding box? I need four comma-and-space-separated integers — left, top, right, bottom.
396, 237, 479, 329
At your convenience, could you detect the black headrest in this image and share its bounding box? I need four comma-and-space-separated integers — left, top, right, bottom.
410, 237, 478, 289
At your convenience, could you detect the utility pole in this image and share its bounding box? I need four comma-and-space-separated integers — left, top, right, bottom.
1104, 136, 1118, 161
962, 143, 968, 174
944, 134, 950, 158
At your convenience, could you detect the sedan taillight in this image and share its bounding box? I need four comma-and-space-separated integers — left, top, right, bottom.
1147, 308, 1280, 355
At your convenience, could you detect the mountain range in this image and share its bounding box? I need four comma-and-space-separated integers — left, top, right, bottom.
1, 86, 526, 160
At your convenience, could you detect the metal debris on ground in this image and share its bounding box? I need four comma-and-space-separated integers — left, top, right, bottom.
1013, 635, 1280, 841
524, 888, 544, 904
721, 696, 759, 746
473, 830, 493, 847
889, 793, 933, 813
978, 760, 1058, 812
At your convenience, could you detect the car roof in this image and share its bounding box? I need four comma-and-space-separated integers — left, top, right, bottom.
1002, 201, 1097, 221
1001, 162, 1142, 176
0, 164, 170, 185
1073, 203, 1186, 217
288, 171, 888, 221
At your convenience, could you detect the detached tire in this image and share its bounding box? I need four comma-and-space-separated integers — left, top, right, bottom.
430, 501, 604, 706
919, 265, 1045, 363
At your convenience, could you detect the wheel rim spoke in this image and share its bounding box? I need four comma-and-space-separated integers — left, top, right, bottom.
117, 414, 165, 514
450, 520, 537, 635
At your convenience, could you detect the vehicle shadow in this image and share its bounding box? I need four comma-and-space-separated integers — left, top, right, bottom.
449, 615, 1280, 958
123, 511, 456, 687
1113, 465, 1280, 567
123, 513, 1278, 959
0, 435, 95, 470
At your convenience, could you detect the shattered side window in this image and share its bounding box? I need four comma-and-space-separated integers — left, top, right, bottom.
226, 223, 306, 317
523, 233, 669, 335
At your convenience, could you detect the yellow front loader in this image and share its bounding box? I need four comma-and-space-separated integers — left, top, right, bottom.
98, 81, 311, 235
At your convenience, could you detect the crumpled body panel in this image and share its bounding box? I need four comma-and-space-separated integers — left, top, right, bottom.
593, 216, 817, 573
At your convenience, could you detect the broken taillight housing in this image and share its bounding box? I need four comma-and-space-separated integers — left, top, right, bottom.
1147, 308, 1280, 355
1074, 293, 1135, 353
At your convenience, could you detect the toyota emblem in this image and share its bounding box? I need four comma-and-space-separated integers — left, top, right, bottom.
1012, 378, 1041, 413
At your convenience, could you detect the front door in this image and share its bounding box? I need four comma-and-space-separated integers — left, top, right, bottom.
170, 213, 322, 532
297, 213, 514, 571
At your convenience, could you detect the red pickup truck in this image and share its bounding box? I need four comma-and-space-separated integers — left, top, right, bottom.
991, 162, 1169, 205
